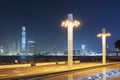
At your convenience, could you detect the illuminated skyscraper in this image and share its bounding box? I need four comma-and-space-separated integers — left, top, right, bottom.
21, 26, 26, 53
12, 42, 17, 53
28, 41, 36, 55
81, 45, 86, 50
17, 40, 20, 54
0, 46, 4, 55
81, 44, 86, 55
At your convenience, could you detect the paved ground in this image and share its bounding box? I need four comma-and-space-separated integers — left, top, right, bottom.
37, 64, 120, 80
0, 62, 120, 80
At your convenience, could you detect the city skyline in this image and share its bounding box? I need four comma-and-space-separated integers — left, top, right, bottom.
0, 0, 120, 52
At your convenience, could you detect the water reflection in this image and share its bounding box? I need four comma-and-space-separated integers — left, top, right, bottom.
102, 67, 107, 80
66, 67, 120, 80
68, 74, 73, 80
22, 64, 120, 80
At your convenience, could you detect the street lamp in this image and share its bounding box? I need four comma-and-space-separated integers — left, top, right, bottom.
97, 28, 111, 64
61, 13, 80, 69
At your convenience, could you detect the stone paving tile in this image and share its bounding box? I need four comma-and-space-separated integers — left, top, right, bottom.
0, 74, 8, 77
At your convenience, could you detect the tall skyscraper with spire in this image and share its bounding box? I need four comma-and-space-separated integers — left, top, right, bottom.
21, 26, 26, 53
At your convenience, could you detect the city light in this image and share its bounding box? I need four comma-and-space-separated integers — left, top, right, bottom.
61, 13, 80, 69
97, 28, 111, 64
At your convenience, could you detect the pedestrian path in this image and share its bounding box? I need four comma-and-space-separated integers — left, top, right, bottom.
0, 62, 120, 80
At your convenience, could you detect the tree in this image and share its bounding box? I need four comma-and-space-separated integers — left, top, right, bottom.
114, 40, 120, 50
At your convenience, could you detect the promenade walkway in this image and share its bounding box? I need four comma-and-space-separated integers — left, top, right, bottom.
0, 62, 120, 80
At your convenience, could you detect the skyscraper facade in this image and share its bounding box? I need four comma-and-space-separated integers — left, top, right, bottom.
17, 40, 20, 54
28, 41, 36, 55
21, 26, 26, 53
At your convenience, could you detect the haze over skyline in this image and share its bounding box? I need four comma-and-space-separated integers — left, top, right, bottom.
0, 0, 120, 52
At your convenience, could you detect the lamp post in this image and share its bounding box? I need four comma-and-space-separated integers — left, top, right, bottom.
61, 13, 80, 69
97, 28, 111, 64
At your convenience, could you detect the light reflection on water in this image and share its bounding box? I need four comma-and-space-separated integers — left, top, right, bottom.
67, 67, 120, 80
65, 65, 120, 80
68, 74, 73, 80
24, 64, 120, 80
103, 67, 107, 80
67, 73, 107, 80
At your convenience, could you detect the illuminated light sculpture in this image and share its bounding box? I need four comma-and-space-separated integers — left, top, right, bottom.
97, 28, 111, 64
61, 13, 80, 69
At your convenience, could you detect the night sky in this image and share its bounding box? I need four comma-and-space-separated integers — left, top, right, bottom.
0, 0, 120, 52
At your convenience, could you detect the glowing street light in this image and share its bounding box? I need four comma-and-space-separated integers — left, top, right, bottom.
61, 13, 80, 69
97, 28, 111, 64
